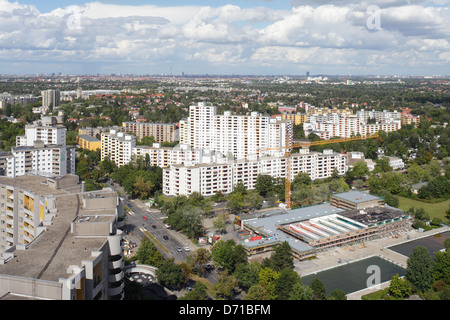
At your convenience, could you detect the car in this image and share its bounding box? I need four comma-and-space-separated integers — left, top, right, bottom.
176, 246, 182, 252
184, 246, 190, 252
163, 235, 169, 240
151, 224, 156, 228
143, 216, 148, 220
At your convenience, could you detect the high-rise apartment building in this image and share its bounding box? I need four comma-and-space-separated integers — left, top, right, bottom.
163, 148, 347, 197
101, 130, 136, 167
180, 102, 292, 160
0, 174, 125, 300
41, 90, 60, 109
0, 116, 75, 178
16, 116, 66, 147
122, 122, 178, 143
303, 112, 401, 140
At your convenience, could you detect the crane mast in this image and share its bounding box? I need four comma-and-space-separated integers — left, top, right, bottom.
282, 133, 380, 209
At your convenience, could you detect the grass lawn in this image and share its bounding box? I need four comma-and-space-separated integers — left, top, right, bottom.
397, 195, 450, 222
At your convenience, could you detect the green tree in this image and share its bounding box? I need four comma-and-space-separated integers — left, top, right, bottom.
374, 156, 393, 173
407, 163, 426, 184
262, 241, 294, 272
246, 190, 264, 212
234, 261, 261, 290
211, 240, 247, 273
258, 267, 279, 300
291, 172, 312, 191
156, 259, 185, 289
388, 274, 412, 299
226, 192, 246, 214
214, 270, 239, 300
133, 176, 154, 200
310, 278, 326, 300
135, 238, 165, 267
433, 251, 450, 284
346, 161, 369, 180
328, 289, 347, 300
289, 282, 314, 300
212, 214, 227, 234
185, 248, 212, 276
255, 174, 275, 197
244, 284, 270, 300
137, 135, 156, 146
179, 282, 209, 300
406, 246, 434, 293
275, 267, 302, 300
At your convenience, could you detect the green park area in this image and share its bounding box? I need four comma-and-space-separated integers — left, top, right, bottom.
397, 195, 450, 223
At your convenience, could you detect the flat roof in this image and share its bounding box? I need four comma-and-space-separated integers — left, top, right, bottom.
0, 175, 68, 196
340, 205, 409, 226
0, 193, 108, 282
331, 190, 381, 204
78, 134, 100, 142
0, 177, 118, 283
242, 203, 344, 253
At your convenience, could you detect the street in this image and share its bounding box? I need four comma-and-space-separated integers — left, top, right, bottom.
108, 180, 193, 262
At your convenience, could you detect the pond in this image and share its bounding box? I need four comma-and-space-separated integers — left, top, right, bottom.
388, 231, 450, 259
301, 256, 405, 295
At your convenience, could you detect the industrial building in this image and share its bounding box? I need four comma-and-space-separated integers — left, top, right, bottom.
238, 191, 411, 260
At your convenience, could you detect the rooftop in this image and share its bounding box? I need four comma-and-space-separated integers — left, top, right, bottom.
78, 134, 100, 143
331, 190, 381, 204
0, 193, 107, 282
241, 203, 344, 253
340, 205, 409, 227
0, 176, 119, 283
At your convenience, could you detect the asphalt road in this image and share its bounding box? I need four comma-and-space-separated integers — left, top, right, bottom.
108, 181, 192, 262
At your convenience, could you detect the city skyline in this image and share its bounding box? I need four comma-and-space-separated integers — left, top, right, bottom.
0, 0, 449, 76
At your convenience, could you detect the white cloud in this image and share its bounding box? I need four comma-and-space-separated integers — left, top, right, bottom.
0, 0, 449, 74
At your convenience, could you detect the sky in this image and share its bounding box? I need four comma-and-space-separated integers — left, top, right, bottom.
0, 0, 449, 76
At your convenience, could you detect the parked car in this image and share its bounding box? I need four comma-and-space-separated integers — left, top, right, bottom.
184, 246, 190, 252
163, 235, 169, 240
176, 246, 182, 252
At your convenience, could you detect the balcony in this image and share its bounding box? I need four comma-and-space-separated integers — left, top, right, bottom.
108, 269, 124, 283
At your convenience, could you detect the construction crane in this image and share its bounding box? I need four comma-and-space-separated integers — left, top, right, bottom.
263, 133, 381, 209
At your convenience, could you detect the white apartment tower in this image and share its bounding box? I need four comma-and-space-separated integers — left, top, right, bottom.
0, 116, 75, 178
16, 116, 66, 147
101, 130, 136, 167
41, 89, 60, 109
163, 148, 347, 197
180, 102, 292, 160
304, 112, 401, 140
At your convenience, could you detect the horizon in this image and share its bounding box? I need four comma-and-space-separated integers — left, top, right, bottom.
1, 0, 449, 76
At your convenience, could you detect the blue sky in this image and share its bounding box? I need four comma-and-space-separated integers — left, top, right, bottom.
17, 0, 291, 12
1, 0, 449, 76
